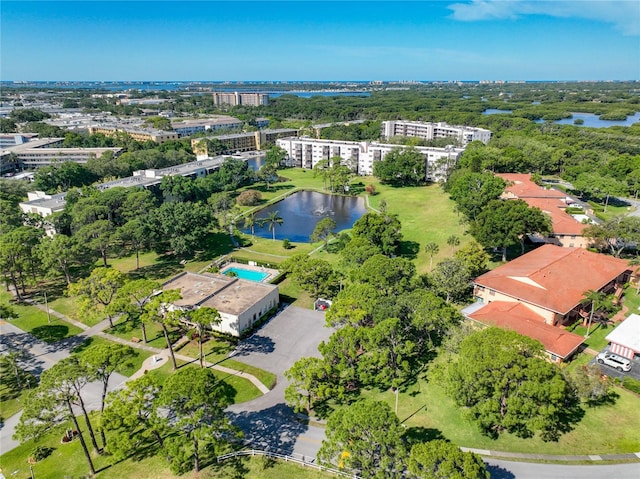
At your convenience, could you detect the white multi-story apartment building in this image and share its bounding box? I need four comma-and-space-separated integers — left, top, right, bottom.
212, 92, 269, 107
381, 120, 492, 146
276, 137, 463, 181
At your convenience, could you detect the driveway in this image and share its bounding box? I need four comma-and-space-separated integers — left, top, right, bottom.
590, 347, 640, 381
226, 304, 334, 458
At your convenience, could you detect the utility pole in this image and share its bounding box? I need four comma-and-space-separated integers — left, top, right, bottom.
44, 291, 51, 324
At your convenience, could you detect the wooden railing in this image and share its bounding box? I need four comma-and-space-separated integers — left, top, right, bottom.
216, 449, 359, 478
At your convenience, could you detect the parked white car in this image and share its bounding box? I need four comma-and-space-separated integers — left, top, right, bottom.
596, 351, 632, 372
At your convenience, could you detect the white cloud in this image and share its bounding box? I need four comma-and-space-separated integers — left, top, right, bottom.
448, 0, 640, 35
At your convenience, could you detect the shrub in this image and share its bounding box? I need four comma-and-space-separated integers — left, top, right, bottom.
365, 184, 377, 195
282, 239, 292, 249
31, 445, 54, 462
623, 377, 640, 395
236, 189, 262, 206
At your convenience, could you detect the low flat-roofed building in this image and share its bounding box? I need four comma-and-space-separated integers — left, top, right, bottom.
605, 313, 640, 360
162, 271, 279, 336
19, 191, 67, 217
18, 154, 250, 218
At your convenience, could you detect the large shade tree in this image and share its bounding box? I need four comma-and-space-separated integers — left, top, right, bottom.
444, 328, 576, 441
318, 399, 407, 479
470, 199, 552, 261
161, 367, 237, 474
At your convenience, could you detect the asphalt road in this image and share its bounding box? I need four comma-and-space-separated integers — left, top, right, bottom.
486, 459, 640, 479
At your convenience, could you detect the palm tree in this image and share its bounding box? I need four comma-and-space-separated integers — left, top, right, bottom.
447, 235, 460, 256
424, 242, 439, 272
243, 213, 256, 238
260, 210, 284, 240
188, 307, 221, 368
580, 289, 609, 338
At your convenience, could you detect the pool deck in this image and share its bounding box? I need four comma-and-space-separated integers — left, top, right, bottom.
221, 262, 280, 283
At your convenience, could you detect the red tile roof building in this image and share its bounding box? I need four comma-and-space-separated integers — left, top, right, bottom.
496, 173, 592, 248
468, 245, 631, 361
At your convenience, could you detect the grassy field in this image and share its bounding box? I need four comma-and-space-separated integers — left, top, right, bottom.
221, 358, 278, 390
363, 376, 640, 455
0, 291, 83, 343
107, 319, 183, 351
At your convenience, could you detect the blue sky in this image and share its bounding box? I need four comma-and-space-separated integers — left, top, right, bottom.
2, 1, 639, 81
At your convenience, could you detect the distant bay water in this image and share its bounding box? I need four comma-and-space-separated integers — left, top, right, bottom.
483, 109, 640, 128
4, 81, 370, 97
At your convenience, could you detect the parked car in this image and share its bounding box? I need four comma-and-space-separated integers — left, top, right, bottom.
596, 351, 632, 372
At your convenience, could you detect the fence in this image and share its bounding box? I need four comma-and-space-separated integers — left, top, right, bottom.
216, 449, 360, 478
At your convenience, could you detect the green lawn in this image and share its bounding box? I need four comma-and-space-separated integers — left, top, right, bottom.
567, 322, 613, 351
71, 336, 153, 378
366, 181, 471, 274
144, 360, 262, 404
221, 358, 278, 390
0, 419, 332, 479
175, 337, 235, 364
108, 319, 183, 351
1, 291, 83, 343
364, 376, 640, 455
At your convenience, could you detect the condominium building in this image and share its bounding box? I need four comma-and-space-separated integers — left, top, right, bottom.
88, 125, 179, 143
192, 129, 298, 159
1, 137, 122, 173
171, 116, 243, 137
212, 92, 269, 107
381, 120, 492, 146
275, 137, 463, 180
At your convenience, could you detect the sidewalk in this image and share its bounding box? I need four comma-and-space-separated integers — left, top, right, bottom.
461, 447, 640, 462
21, 298, 271, 393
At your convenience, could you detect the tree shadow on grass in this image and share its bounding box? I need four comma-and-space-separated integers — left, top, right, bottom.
252, 184, 295, 194
402, 426, 445, 445
399, 240, 421, 260
30, 325, 70, 343
127, 254, 183, 280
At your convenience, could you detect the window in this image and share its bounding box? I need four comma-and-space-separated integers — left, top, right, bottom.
489, 290, 495, 296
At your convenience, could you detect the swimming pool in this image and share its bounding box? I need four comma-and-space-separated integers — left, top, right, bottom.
221, 267, 269, 282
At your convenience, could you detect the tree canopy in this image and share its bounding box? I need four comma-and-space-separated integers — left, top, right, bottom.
444, 328, 576, 441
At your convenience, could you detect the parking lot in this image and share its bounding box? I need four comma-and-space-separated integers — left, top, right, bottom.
590, 348, 640, 381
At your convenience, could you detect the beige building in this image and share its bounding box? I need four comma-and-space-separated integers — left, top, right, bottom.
192, 129, 297, 159
88, 126, 179, 143
162, 272, 279, 337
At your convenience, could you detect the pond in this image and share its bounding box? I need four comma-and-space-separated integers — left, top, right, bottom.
241, 190, 367, 242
